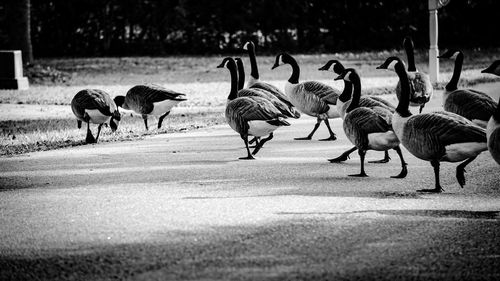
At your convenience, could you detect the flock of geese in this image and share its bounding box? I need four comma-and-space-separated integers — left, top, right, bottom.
70, 38, 500, 193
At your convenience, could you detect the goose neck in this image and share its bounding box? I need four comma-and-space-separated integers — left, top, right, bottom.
446, 52, 463, 92
346, 76, 360, 113
395, 62, 412, 117
287, 57, 300, 84
338, 81, 353, 103
404, 41, 417, 72
247, 47, 259, 80
236, 60, 245, 90
227, 63, 238, 101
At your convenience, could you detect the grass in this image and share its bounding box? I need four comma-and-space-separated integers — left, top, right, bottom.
1, 48, 499, 156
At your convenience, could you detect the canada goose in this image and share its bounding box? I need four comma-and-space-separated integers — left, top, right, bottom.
113, 84, 187, 130
481, 60, 500, 165
272, 52, 341, 141
319, 60, 394, 163
438, 49, 497, 128
217, 57, 290, 159
71, 89, 121, 143
334, 68, 407, 178
241, 42, 291, 98
395, 37, 433, 113
378, 57, 487, 193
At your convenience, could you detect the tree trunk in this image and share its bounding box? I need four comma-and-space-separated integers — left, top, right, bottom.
5, 0, 34, 64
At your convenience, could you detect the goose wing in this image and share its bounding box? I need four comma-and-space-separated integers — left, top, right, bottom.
126, 85, 186, 114
445, 90, 497, 121
302, 81, 340, 105
226, 97, 285, 134
250, 81, 293, 106
407, 113, 486, 146
344, 107, 391, 148
71, 89, 115, 118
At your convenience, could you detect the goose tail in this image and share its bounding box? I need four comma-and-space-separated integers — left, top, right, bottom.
290, 107, 301, 119
267, 118, 291, 127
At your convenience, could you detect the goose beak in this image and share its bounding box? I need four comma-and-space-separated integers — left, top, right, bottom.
216, 63, 225, 68
271, 63, 280, 70
375, 65, 385, 70
318, 65, 329, 71
334, 75, 344, 81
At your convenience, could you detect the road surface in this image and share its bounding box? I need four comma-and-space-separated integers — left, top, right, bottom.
1, 90, 500, 280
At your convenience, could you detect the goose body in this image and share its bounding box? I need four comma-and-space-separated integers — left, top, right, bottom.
71, 89, 121, 143
378, 56, 487, 192
114, 84, 187, 130
272, 53, 340, 141
482, 60, 500, 165
394, 37, 433, 113
438, 50, 497, 128
319, 60, 395, 163
335, 69, 407, 178
218, 57, 289, 159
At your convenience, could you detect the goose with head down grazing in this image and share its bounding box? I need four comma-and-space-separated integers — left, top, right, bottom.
271, 52, 341, 141
319, 59, 395, 163
438, 49, 497, 128
217, 57, 290, 159
481, 60, 500, 165
395, 37, 433, 113
334, 68, 407, 178
378, 56, 487, 193
113, 84, 187, 131
71, 89, 121, 143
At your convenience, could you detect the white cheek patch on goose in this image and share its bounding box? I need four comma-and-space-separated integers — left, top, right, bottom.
387, 60, 398, 71
85, 109, 111, 124
279, 55, 285, 65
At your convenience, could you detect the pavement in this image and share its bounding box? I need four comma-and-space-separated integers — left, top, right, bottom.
1, 85, 500, 280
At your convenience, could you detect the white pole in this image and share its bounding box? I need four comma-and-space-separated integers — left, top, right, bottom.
428, 2, 439, 84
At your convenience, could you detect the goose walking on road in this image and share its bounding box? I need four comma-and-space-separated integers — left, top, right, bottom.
378, 57, 487, 193
334, 68, 407, 178
71, 89, 121, 143
272, 53, 341, 141
114, 84, 187, 130
319, 60, 395, 163
395, 37, 433, 113
438, 49, 497, 128
481, 60, 500, 165
218, 57, 290, 159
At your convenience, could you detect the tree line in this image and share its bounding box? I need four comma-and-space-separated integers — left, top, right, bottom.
0, 0, 499, 59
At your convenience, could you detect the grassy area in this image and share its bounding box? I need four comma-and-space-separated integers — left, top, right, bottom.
1, 49, 498, 156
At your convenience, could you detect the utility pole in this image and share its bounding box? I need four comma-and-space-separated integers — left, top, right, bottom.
428, 0, 450, 84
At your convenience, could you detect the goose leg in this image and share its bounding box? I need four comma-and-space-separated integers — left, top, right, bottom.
95, 124, 103, 143
249, 137, 260, 147
368, 150, 391, 163
456, 156, 477, 188
142, 114, 149, 130
158, 111, 171, 129
328, 146, 357, 163
418, 160, 443, 193
295, 118, 322, 140
85, 121, 96, 144
419, 104, 425, 114
252, 133, 273, 155
239, 135, 255, 160
349, 149, 368, 177
390, 146, 408, 178
319, 118, 337, 141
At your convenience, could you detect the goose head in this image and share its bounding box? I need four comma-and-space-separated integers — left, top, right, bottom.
481, 60, 500, 76
376, 56, 405, 72
242, 41, 255, 51
217, 57, 236, 69
438, 49, 462, 60
318, 60, 345, 75
271, 53, 294, 70
113, 95, 128, 110
110, 114, 120, 132
334, 68, 358, 83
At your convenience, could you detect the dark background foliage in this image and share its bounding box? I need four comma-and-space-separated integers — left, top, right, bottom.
0, 0, 498, 57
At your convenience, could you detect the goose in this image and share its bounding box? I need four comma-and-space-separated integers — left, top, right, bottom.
481, 60, 500, 165
271, 52, 341, 141
217, 57, 290, 159
438, 49, 497, 128
71, 89, 121, 143
377, 56, 487, 193
395, 37, 433, 113
234, 57, 298, 149
113, 84, 187, 130
334, 68, 407, 178
319, 60, 395, 163
241, 41, 297, 112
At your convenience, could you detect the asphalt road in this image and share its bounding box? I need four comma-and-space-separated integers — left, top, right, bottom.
1, 89, 500, 280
